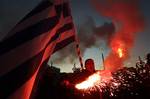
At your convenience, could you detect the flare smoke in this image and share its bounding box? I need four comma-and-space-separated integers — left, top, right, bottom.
91, 0, 144, 72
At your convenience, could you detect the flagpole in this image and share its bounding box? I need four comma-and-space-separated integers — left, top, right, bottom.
74, 34, 84, 70
100, 48, 105, 70
68, 0, 84, 70
102, 52, 105, 70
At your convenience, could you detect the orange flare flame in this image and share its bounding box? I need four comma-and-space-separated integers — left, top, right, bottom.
75, 71, 112, 90
117, 48, 123, 58
75, 72, 101, 90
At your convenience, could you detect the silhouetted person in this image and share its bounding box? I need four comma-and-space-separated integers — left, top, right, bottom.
145, 53, 150, 72
67, 59, 96, 85
136, 56, 145, 69
84, 59, 96, 73
146, 53, 150, 65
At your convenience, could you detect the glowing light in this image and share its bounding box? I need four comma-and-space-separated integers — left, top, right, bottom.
117, 48, 123, 58
75, 70, 112, 91
75, 72, 101, 90
74, 65, 147, 97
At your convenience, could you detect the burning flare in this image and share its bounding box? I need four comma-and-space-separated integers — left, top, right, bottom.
117, 48, 123, 58
75, 72, 101, 90
75, 70, 112, 91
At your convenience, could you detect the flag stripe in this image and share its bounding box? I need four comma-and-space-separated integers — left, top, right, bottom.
7, 2, 70, 39
53, 35, 75, 53
0, 30, 54, 77
0, 49, 45, 98
20, 0, 70, 23
0, 2, 72, 56
0, 17, 59, 55
8, 58, 50, 99
0, 22, 73, 77
8, 6, 56, 37
63, 2, 71, 17
19, 0, 53, 23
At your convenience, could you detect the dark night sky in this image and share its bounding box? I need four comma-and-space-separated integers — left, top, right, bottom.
0, 0, 150, 72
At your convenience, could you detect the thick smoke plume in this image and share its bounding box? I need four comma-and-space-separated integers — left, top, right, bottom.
51, 17, 115, 65
78, 17, 115, 52
91, 0, 144, 72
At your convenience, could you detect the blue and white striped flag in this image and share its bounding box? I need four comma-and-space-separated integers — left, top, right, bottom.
0, 0, 75, 99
